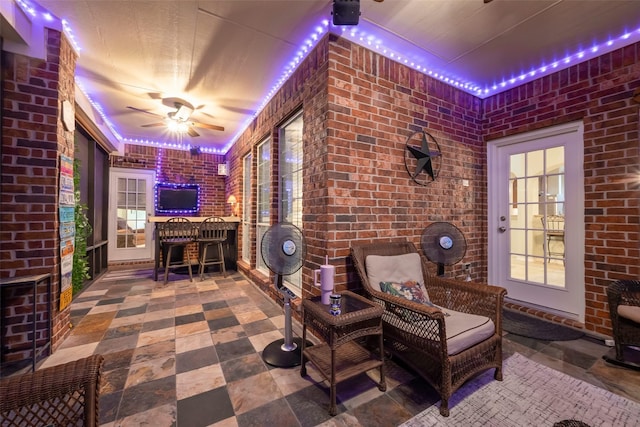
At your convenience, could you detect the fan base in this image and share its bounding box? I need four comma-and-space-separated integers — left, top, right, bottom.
262, 337, 311, 368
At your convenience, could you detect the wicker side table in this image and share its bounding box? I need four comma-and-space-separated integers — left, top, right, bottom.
301, 291, 386, 416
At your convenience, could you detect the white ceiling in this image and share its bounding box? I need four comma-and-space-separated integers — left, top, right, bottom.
15, 1, 640, 153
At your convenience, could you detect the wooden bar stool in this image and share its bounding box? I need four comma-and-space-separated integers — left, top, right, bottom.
158, 217, 197, 284
197, 217, 227, 280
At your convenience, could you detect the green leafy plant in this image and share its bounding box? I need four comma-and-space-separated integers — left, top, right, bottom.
72, 158, 92, 295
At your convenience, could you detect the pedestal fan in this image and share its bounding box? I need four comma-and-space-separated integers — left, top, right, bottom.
421, 222, 467, 276
260, 222, 310, 367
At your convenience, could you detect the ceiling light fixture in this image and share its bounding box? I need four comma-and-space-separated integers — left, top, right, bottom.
166, 119, 190, 134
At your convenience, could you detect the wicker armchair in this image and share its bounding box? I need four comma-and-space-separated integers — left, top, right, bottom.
606, 280, 640, 363
351, 241, 506, 416
0, 354, 104, 426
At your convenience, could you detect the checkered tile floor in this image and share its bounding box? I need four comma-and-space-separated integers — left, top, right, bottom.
41, 269, 439, 426
39, 268, 638, 426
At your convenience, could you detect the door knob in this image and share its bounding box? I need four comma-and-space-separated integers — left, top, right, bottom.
498, 226, 507, 233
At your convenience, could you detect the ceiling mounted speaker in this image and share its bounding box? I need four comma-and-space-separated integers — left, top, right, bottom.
332, 0, 360, 26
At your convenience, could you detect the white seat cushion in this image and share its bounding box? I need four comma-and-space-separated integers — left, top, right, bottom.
618, 305, 640, 323
366, 253, 428, 299
399, 307, 495, 356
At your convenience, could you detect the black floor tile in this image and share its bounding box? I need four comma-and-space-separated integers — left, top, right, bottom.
96, 297, 126, 306
104, 323, 142, 340
175, 312, 205, 326
286, 384, 338, 426
117, 375, 176, 419
177, 386, 234, 427
141, 317, 175, 332
101, 348, 135, 371
236, 397, 300, 427
203, 300, 228, 311
242, 318, 278, 336
176, 347, 219, 374
116, 304, 148, 317
215, 337, 256, 363
348, 394, 414, 426
99, 390, 122, 424
208, 315, 240, 331
220, 353, 267, 382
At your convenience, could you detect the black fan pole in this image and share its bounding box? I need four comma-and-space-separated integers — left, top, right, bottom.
437, 263, 445, 276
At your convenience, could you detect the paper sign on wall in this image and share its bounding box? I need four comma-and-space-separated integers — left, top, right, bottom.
59, 155, 75, 310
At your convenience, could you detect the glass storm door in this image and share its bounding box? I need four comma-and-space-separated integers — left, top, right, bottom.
488, 122, 585, 321
108, 168, 155, 261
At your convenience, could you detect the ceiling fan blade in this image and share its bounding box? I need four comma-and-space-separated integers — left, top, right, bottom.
141, 122, 166, 128
191, 121, 225, 132
162, 97, 194, 110
126, 106, 164, 118
187, 127, 200, 137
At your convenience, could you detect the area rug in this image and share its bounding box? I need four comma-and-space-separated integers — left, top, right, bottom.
401, 353, 640, 427
503, 309, 584, 341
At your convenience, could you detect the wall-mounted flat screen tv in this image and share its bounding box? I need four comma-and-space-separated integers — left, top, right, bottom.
155, 183, 200, 215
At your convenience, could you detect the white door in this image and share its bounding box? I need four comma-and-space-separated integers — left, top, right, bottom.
488, 122, 585, 321
108, 168, 155, 262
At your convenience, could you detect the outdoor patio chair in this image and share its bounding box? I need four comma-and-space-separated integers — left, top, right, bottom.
351, 240, 507, 416
606, 280, 640, 366
0, 354, 104, 426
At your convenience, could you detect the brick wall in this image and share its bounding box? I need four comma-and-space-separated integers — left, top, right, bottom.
322, 35, 485, 291
228, 36, 330, 299
1, 28, 77, 365
226, 34, 638, 335
226, 34, 487, 301
111, 144, 230, 266
113, 144, 230, 218
484, 42, 640, 335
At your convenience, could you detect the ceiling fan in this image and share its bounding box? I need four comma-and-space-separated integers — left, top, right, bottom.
126, 98, 224, 137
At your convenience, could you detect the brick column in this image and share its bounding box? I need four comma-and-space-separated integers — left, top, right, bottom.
1, 26, 78, 365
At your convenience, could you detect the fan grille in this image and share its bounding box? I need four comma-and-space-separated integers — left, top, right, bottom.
421, 222, 467, 266
260, 223, 306, 276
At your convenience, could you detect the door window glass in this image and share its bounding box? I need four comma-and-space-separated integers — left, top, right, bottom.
116, 178, 147, 249
509, 146, 565, 287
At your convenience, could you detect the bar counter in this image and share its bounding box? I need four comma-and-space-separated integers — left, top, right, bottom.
148, 216, 240, 281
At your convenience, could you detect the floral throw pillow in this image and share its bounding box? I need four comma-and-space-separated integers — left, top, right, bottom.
380, 280, 429, 304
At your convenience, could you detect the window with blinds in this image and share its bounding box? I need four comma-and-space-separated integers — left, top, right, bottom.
256, 138, 271, 274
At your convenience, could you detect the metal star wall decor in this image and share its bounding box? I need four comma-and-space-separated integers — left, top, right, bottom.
404, 130, 442, 185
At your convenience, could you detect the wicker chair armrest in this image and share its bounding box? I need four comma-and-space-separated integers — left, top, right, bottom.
368, 288, 445, 320
0, 354, 104, 426
367, 287, 449, 353
425, 275, 507, 324
615, 281, 640, 306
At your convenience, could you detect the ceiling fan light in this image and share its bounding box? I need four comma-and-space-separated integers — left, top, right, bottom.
166, 120, 179, 132
175, 105, 193, 121
177, 122, 190, 133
